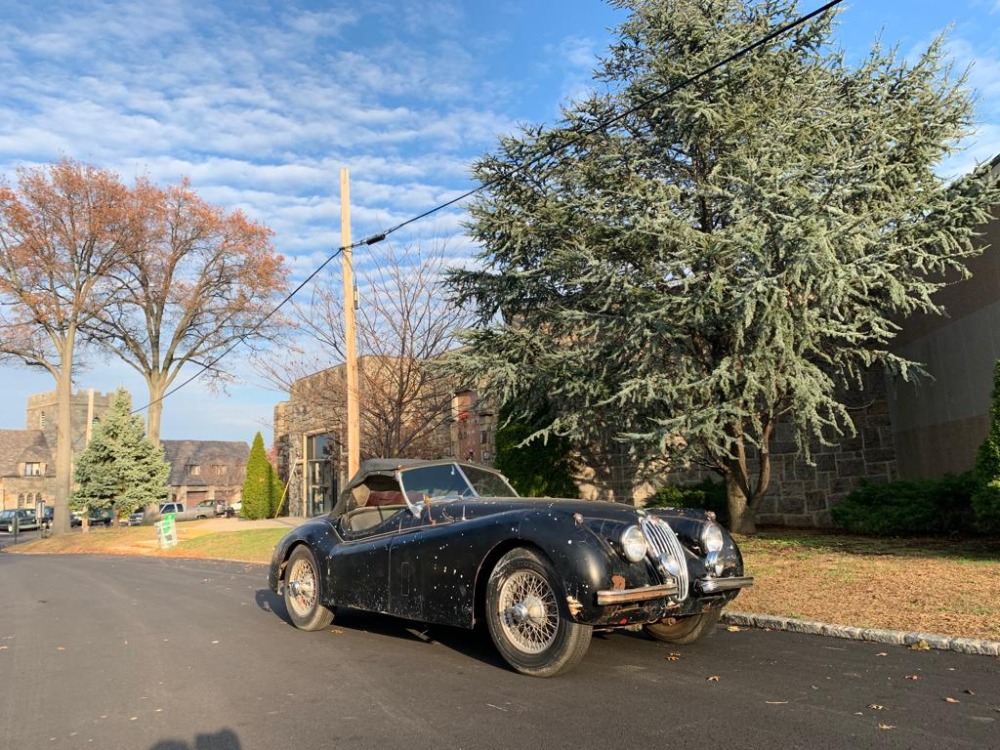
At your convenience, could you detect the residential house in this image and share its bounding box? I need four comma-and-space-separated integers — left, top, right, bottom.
160, 440, 250, 511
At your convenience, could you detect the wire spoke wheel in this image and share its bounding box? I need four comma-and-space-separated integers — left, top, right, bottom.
497, 569, 559, 654
486, 548, 592, 677
286, 556, 319, 618
283, 546, 334, 631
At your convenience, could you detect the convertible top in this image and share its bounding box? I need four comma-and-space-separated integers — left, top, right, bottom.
332, 458, 484, 517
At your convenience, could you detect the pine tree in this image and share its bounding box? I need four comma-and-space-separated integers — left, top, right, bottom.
242, 432, 282, 519
972, 361, 1000, 533
71, 388, 169, 528
446, 0, 1000, 533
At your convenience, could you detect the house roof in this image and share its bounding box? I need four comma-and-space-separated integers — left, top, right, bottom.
160, 440, 250, 486
0, 430, 54, 477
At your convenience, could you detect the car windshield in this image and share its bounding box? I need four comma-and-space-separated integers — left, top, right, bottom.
398, 463, 517, 500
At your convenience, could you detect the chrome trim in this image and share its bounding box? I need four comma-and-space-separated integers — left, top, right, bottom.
641, 517, 690, 602
596, 582, 679, 605
695, 576, 755, 594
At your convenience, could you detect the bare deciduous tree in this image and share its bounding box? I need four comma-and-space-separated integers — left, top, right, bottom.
259, 242, 472, 459
84, 179, 289, 445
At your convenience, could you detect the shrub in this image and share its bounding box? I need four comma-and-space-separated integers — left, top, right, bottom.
830, 472, 977, 536
646, 478, 729, 527
972, 360, 1000, 533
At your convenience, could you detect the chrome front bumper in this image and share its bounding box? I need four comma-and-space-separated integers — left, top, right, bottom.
596, 581, 679, 606
695, 575, 755, 594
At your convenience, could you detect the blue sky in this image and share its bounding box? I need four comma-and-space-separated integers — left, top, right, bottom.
1, 0, 998, 445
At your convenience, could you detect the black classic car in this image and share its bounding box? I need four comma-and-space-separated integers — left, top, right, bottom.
269, 459, 753, 677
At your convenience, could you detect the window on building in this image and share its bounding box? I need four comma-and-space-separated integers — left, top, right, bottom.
39, 412, 46, 428
18, 493, 25, 507
188, 464, 201, 476
24, 462, 41, 477
214, 465, 226, 476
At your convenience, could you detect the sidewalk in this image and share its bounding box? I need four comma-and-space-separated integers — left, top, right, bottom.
193, 515, 310, 532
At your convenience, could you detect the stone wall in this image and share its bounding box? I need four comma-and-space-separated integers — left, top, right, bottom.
659, 370, 899, 528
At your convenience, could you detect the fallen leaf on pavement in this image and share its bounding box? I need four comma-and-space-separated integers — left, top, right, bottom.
707, 675, 720, 682
944, 697, 960, 704
727, 625, 741, 632
766, 701, 789, 705
878, 724, 896, 730
875, 652, 887, 657
964, 689, 975, 695
910, 640, 931, 651
868, 704, 886, 711
905, 675, 920, 680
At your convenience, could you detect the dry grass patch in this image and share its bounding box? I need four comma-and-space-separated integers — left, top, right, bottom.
737, 531, 1000, 641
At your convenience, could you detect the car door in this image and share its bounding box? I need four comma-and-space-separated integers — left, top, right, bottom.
326, 509, 404, 614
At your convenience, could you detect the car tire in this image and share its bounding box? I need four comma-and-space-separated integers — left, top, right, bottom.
283, 546, 334, 631
486, 548, 592, 677
643, 607, 723, 645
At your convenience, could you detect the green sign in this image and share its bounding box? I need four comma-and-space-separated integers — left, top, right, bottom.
155, 515, 178, 549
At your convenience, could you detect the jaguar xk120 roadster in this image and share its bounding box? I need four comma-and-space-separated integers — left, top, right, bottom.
269, 458, 753, 676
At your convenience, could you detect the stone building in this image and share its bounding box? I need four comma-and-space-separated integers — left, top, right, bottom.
0, 389, 117, 511
273, 359, 487, 518
0, 430, 55, 511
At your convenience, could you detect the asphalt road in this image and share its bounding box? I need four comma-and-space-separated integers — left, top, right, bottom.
1, 554, 997, 750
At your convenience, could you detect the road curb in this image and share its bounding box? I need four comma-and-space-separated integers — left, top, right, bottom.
721, 611, 1000, 657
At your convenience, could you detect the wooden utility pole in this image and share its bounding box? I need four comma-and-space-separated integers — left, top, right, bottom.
340, 168, 361, 479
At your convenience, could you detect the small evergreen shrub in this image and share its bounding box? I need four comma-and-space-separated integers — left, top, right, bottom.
830, 472, 976, 536
646, 479, 729, 527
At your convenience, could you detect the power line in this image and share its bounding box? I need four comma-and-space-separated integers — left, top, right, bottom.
370, 0, 843, 244
137, 0, 843, 414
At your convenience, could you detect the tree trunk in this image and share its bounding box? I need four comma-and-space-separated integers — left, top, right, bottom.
52, 343, 75, 535
726, 472, 757, 535
145, 379, 166, 447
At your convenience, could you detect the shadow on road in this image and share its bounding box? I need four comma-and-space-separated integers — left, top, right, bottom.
151, 728, 240, 750
255, 587, 508, 671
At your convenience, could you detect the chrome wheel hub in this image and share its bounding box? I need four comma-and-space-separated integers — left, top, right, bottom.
286, 558, 317, 617
498, 570, 558, 654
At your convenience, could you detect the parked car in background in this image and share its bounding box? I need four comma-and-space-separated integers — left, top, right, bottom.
226, 500, 242, 518
70, 508, 114, 527
194, 498, 227, 517
127, 509, 146, 526
157, 501, 212, 522
269, 459, 753, 677
0, 508, 39, 533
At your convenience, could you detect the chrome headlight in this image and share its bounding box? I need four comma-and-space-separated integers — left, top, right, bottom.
620, 525, 648, 563
701, 523, 725, 554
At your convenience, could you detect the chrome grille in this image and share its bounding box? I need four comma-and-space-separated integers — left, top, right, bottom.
640, 517, 690, 602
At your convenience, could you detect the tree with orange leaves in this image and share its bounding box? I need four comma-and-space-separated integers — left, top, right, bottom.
83, 178, 289, 445
0, 159, 288, 534
0, 159, 140, 533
